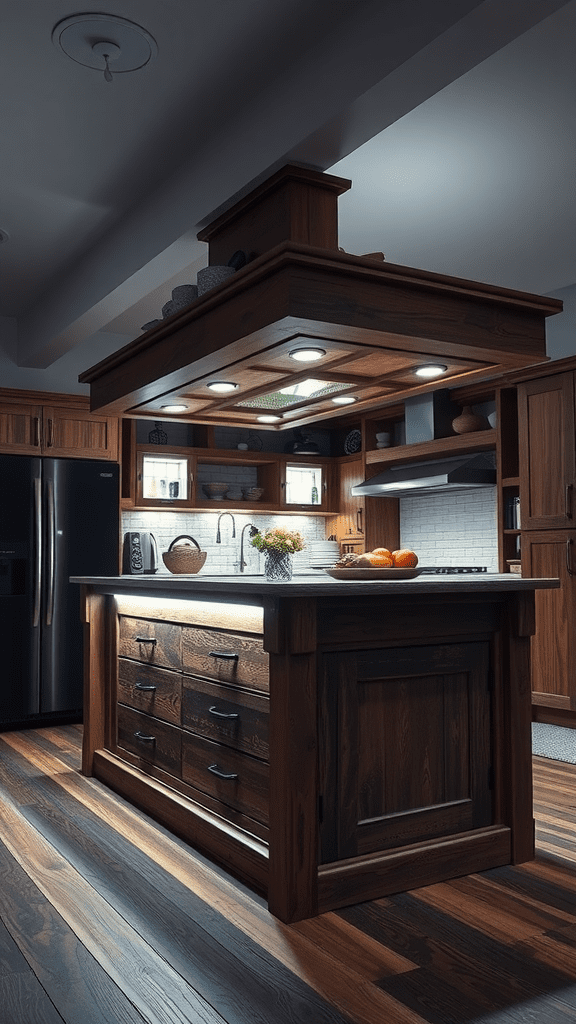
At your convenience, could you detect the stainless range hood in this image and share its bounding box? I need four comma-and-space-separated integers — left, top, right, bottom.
352, 454, 496, 497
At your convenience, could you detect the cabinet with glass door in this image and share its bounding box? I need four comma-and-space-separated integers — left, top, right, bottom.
280, 458, 336, 513
136, 448, 195, 508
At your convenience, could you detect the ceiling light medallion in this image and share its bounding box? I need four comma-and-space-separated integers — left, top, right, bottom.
289, 347, 326, 362
414, 364, 448, 379
207, 381, 239, 393
52, 13, 158, 83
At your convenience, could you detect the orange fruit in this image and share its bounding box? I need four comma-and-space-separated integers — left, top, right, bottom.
392, 549, 418, 568
368, 549, 394, 567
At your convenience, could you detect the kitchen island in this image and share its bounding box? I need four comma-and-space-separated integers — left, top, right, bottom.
74, 571, 558, 923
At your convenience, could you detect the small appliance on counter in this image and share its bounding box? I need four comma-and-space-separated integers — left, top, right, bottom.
122, 531, 158, 574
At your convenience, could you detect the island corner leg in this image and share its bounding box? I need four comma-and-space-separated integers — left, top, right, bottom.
504, 590, 537, 864
81, 588, 109, 777
265, 596, 319, 923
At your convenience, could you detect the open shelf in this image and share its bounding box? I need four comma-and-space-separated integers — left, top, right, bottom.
365, 428, 497, 466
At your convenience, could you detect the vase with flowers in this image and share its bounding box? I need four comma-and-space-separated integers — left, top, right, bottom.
251, 527, 305, 582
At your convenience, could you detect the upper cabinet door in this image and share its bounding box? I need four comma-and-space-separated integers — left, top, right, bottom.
42, 408, 119, 461
518, 372, 576, 530
0, 403, 42, 454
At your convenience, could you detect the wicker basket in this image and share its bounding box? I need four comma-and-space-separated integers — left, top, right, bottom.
162, 535, 207, 574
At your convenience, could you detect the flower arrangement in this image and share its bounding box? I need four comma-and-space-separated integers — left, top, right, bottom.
251, 528, 305, 554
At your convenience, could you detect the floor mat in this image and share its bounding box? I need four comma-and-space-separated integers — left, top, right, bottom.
532, 722, 576, 764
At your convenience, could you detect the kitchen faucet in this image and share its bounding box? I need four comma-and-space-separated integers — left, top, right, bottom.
215, 511, 236, 543
239, 524, 259, 572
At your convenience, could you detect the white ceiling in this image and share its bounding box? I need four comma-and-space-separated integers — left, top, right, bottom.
1, 0, 574, 394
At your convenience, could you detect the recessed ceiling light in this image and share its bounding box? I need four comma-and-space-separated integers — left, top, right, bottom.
289, 347, 326, 362
257, 415, 281, 423
207, 381, 238, 393
161, 404, 188, 412
331, 395, 357, 405
414, 364, 447, 378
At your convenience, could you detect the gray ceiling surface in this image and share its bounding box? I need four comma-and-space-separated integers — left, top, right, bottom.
1, 0, 574, 393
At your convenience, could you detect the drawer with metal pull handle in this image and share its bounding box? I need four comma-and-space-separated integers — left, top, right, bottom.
182, 626, 269, 692
117, 705, 182, 776
182, 676, 268, 758
118, 616, 181, 670
118, 658, 182, 725
181, 732, 269, 826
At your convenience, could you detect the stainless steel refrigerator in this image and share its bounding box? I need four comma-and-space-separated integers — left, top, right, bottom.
0, 456, 119, 727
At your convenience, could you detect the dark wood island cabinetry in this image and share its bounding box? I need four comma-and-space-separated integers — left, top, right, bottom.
75, 572, 558, 923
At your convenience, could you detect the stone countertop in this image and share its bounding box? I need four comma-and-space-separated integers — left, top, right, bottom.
70, 572, 560, 598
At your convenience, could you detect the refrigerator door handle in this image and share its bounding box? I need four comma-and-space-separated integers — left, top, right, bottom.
33, 477, 42, 627
46, 478, 55, 626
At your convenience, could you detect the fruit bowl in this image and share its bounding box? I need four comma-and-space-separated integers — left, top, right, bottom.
324, 567, 423, 580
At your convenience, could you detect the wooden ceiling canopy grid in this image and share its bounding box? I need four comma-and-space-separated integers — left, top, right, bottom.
79, 165, 562, 430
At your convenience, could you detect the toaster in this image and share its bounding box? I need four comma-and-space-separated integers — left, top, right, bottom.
122, 531, 158, 574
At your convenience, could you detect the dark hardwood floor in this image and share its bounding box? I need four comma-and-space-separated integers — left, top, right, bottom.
0, 727, 575, 1024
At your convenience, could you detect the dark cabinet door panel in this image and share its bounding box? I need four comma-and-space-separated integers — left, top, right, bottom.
117, 705, 182, 776
182, 676, 268, 758
320, 642, 492, 861
118, 659, 182, 724
518, 373, 576, 529
523, 530, 576, 708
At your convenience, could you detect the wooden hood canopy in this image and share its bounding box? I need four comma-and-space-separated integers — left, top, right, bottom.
79, 164, 561, 430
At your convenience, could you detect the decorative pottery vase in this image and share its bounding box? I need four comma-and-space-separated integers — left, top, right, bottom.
451, 405, 490, 434
264, 550, 293, 582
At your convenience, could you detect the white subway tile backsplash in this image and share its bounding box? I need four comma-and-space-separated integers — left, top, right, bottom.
400, 486, 498, 569
122, 510, 327, 575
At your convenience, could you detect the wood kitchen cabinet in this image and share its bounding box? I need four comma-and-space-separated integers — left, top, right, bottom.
326, 455, 366, 551
113, 600, 271, 844
0, 390, 119, 460
513, 361, 576, 722
522, 530, 576, 711
518, 372, 576, 530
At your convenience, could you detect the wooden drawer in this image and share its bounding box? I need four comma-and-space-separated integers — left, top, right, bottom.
117, 705, 182, 777
182, 677, 268, 759
181, 626, 269, 692
118, 616, 181, 671
118, 659, 182, 725
182, 733, 269, 826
